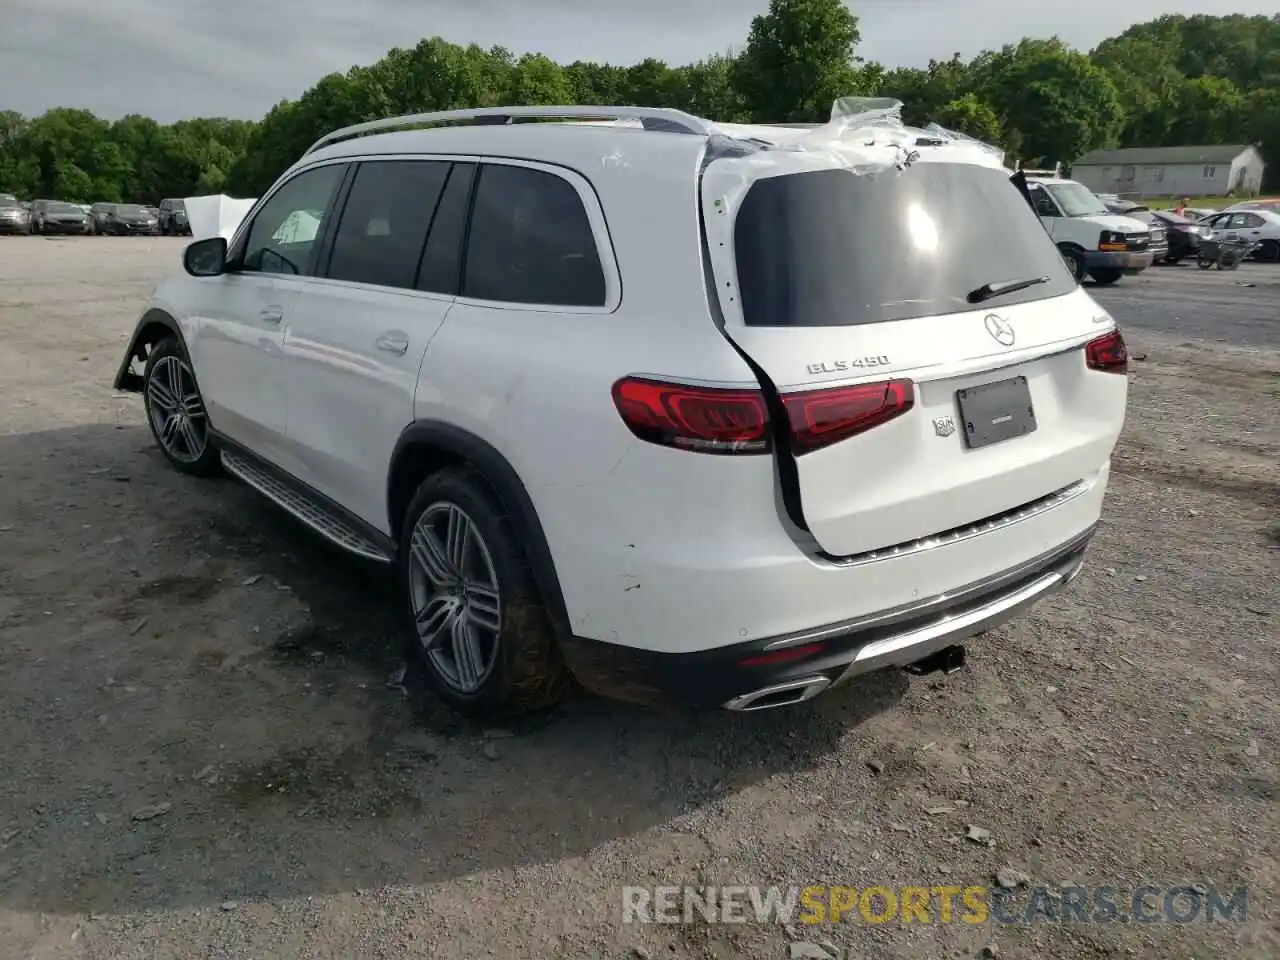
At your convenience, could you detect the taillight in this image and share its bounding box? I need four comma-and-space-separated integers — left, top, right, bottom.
611, 377, 770, 454
1085, 329, 1128, 374
611, 376, 914, 456
782, 380, 915, 455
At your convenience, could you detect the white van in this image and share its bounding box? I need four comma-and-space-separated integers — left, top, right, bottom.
1024, 175, 1153, 285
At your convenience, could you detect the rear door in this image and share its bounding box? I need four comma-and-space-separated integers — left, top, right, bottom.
281, 157, 463, 529
701, 153, 1125, 558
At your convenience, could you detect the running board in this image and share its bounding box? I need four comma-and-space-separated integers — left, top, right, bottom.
220, 450, 394, 563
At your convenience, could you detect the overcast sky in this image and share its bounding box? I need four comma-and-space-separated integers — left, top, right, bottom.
3, 0, 1275, 122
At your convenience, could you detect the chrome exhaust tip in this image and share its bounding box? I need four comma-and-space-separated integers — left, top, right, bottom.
722, 676, 831, 712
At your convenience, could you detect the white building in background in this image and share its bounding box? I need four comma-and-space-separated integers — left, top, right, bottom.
1070, 144, 1266, 199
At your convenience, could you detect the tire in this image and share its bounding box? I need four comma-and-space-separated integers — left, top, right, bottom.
399, 466, 568, 717
141, 336, 221, 476
1256, 239, 1280, 263
1059, 247, 1086, 282
1088, 268, 1122, 285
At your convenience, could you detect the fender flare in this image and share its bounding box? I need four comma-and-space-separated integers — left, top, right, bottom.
388, 421, 572, 643
112, 308, 183, 392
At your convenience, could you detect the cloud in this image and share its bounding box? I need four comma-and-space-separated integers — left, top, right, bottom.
2, 0, 1276, 122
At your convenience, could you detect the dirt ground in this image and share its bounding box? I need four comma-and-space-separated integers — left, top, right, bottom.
0, 237, 1276, 960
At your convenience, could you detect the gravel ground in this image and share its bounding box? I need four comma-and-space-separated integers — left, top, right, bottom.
0, 237, 1276, 960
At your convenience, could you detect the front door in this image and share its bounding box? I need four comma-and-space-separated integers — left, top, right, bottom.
1027, 183, 1065, 239
281, 158, 468, 531
190, 161, 347, 471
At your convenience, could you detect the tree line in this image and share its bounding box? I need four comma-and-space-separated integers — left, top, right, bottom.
2, 2, 1278, 203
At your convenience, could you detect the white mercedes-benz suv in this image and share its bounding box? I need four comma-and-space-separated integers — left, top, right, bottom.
113, 104, 1128, 717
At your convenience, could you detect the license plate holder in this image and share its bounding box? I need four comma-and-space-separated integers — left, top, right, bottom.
956, 376, 1036, 449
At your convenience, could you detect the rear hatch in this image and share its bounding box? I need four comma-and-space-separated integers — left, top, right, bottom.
701, 149, 1125, 558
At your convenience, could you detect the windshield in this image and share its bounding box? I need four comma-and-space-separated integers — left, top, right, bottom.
116, 204, 147, 215
50, 203, 82, 214
730, 162, 1075, 327
1044, 182, 1109, 218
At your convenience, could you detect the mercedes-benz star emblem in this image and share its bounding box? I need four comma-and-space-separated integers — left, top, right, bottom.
984, 313, 1016, 347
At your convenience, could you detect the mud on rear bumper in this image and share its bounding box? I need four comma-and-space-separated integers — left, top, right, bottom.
558, 525, 1096, 711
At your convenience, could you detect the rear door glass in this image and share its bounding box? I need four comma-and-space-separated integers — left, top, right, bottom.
325, 159, 450, 290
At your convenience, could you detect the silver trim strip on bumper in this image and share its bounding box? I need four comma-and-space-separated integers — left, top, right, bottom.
828, 477, 1094, 568
842, 567, 1067, 676
765, 524, 1096, 652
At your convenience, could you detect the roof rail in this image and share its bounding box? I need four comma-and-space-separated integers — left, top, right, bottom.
304, 105, 714, 155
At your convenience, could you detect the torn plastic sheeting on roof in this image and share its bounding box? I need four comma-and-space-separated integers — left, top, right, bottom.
703, 97, 1007, 216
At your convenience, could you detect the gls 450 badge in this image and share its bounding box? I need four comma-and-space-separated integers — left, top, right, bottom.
806, 356, 891, 376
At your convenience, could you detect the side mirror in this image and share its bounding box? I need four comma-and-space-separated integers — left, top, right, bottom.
183, 236, 227, 277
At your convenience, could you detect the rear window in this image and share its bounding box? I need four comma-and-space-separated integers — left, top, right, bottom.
732, 163, 1076, 327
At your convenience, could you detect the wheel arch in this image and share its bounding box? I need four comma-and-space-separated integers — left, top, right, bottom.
388, 421, 572, 643
113, 308, 185, 392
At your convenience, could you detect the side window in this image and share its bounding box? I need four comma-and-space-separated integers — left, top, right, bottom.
240, 163, 345, 276
325, 160, 450, 290
1240, 213, 1264, 228
417, 163, 475, 295
1028, 186, 1057, 218
462, 163, 607, 307
1227, 213, 1250, 229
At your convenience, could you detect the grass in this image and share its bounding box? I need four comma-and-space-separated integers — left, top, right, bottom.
1136, 195, 1253, 210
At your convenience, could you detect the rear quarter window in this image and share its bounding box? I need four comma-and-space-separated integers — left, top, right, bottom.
462, 163, 607, 307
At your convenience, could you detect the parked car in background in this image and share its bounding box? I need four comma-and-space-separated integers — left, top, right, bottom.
31, 200, 92, 235
111, 105, 1127, 717
1119, 208, 1170, 263
1200, 208, 1280, 261
158, 198, 191, 235
1025, 175, 1153, 284
0, 199, 32, 234
99, 203, 160, 236
90, 202, 115, 234
1221, 199, 1280, 216
1146, 210, 1211, 262
1102, 197, 1145, 216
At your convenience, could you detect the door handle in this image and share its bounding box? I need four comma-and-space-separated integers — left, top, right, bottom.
260, 305, 283, 324
375, 334, 409, 355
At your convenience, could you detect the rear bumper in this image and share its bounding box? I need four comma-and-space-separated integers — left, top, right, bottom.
1084, 249, 1152, 274
560, 525, 1095, 710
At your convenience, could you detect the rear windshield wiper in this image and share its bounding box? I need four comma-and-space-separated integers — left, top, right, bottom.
967, 275, 1049, 304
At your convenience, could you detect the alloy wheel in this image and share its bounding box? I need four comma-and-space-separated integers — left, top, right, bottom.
146, 355, 208, 462
407, 502, 502, 694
